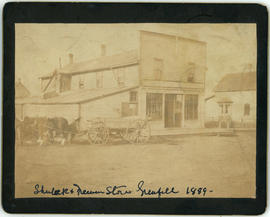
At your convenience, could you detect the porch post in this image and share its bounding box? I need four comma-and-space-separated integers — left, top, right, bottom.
200, 92, 205, 128
138, 87, 146, 119
162, 93, 165, 128
182, 94, 185, 128
78, 103, 81, 131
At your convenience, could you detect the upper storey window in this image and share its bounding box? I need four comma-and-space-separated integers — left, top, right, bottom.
153, 58, 164, 80
113, 68, 125, 87
116, 68, 125, 87
79, 77, 84, 89
60, 75, 71, 92
244, 103, 250, 116
186, 62, 196, 82
96, 71, 103, 88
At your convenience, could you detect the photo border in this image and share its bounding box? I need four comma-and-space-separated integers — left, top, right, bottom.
2, 2, 268, 214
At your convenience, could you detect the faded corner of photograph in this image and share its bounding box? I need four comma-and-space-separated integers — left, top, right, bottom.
14, 23, 257, 199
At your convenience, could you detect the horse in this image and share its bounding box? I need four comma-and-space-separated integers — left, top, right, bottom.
47, 117, 81, 145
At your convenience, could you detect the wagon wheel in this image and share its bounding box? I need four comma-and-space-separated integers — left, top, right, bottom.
121, 127, 137, 144
123, 119, 151, 144
87, 121, 110, 144
136, 119, 151, 143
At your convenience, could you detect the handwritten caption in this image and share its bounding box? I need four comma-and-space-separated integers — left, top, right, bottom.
33, 180, 213, 198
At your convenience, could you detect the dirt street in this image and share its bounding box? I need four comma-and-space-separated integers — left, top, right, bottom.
15, 131, 256, 198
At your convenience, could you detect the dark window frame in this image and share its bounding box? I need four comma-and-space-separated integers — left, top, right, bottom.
184, 94, 198, 120
130, 91, 138, 103
186, 62, 196, 82
146, 93, 163, 120
96, 71, 103, 88
153, 58, 164, 80
116, 68, 125, 87
59, 75, 71, 92
79, 77, 85, 89
244, 103, 250, 116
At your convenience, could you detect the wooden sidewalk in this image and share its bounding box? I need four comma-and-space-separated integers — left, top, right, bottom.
151, 128, 236, 136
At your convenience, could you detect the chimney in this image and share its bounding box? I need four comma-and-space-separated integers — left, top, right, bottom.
68, 53, 74, 64
101, 44, 106, 56
59, 57, 62, 68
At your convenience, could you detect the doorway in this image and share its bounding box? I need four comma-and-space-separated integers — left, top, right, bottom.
165, 94, 182, 128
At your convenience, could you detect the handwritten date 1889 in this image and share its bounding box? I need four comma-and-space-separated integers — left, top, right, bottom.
186, 186, 213, 196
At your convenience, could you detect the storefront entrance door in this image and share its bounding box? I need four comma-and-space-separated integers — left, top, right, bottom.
165, 94, 182, 128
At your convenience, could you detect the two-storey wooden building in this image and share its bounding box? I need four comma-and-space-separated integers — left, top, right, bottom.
16, 30, 207, 131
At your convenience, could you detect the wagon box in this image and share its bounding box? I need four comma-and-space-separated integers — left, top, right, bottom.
87, 116, 151, 144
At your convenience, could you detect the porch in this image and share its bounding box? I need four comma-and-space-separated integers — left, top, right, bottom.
151, 127, 235, 136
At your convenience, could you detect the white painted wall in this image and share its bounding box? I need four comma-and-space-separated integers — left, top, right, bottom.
205, 90, 256, 125
80, 90, 133, 129
70, 65, 139, 91
71, 73, 96, 90
140, 31, 206, 83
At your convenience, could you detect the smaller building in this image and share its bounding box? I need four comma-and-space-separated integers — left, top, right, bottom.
205, 71, 256, 128
15, 79, 30, 99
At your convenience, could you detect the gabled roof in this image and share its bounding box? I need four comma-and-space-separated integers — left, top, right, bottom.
216, 97, 233, 103
204, 95, 215, 102
15, 81, 31, 98
214, 72, 256, 92
15, 86, 139, 105
140, 30, 206, 45
40, 50, 139, 79
39, 70, 56, 79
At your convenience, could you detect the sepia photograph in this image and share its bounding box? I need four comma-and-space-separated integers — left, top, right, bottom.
14, 23, 257, 199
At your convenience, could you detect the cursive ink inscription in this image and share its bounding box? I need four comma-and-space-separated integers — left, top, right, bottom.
34, 184, 74, 196
136, 180, 179, 198
106, 185, 132, 195
73, 184, 105, 196
34, 182, 212, 197
186, 186, 213, 196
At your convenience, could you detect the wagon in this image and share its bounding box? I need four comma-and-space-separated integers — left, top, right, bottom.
87, 117, 151, 144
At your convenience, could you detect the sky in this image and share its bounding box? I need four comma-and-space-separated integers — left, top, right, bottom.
15, 23, 257, 96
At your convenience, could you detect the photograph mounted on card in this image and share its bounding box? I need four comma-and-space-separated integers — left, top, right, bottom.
3, 2, 267, 214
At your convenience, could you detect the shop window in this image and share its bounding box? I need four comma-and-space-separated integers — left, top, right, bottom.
184, 94, 198, 120
244, 103, 250, 116
146, 93, 163, 120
